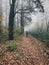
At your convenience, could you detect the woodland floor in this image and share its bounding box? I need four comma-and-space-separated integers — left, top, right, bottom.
0, 35, 49, 65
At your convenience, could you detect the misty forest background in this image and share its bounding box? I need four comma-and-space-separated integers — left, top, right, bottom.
0, 0, 49, 46
0, 0, 49, 65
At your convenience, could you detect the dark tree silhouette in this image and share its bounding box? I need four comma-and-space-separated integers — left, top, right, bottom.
0, 2, 2, 33
9, 0, 16, 40
0, 21, 1, 33
21, 8, 24, 34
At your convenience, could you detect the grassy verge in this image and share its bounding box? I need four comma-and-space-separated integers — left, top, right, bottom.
30, 31, 49, 47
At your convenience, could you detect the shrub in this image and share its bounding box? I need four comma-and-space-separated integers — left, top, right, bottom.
7, 43, 18, 51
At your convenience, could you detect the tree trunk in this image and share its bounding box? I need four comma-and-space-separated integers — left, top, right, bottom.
0, 21, 1, 33
21, 10, 24, 34
8, 0, 16, 40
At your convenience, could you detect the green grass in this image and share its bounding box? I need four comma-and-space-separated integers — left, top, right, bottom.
7, 43, 18, 51
0, 26, 23, 43
30, 31, 49, 47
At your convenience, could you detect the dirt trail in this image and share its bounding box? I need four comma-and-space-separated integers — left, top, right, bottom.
0, 35, 48, 65
19, 36, 47, 65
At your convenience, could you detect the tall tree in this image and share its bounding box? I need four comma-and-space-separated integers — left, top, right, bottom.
0, 21, 1, 32
20, 0, 44, 34
0, 0, 2, 33
9, 0, 16, 40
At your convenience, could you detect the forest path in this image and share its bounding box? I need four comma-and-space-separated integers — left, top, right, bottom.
0, 35, 48, 65
18, 35, 47, 65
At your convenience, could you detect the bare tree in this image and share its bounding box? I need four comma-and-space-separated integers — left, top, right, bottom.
8, 0, 44, 40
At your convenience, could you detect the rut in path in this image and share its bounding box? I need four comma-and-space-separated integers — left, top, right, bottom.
19, 36, 47, 65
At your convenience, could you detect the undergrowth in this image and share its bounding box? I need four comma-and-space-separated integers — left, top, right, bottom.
7, 43, 18, 51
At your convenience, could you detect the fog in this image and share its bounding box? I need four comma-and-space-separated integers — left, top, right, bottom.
1, 0, 49, 32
